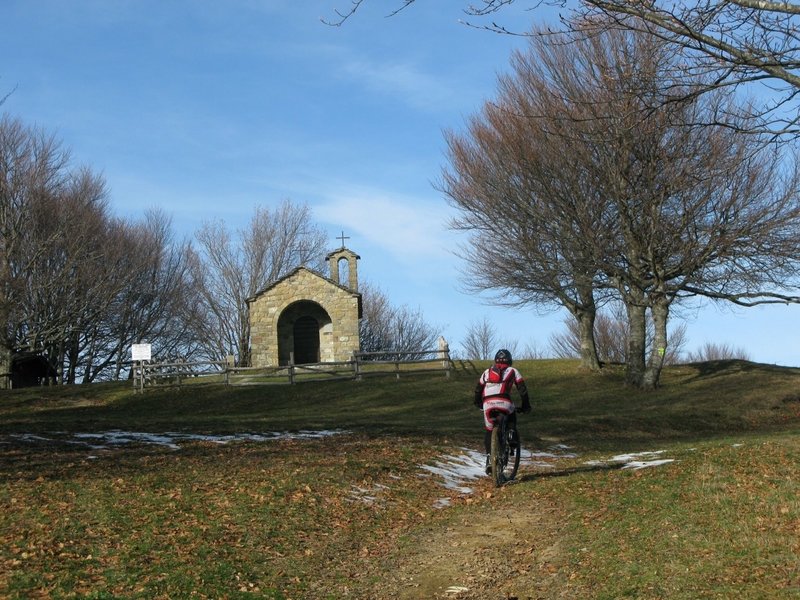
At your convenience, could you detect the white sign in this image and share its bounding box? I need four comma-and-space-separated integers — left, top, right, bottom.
131, 343, 152, 362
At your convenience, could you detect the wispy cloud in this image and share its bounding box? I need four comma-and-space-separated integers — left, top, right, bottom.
313, 186, 455, 261
337, 56, 458, 112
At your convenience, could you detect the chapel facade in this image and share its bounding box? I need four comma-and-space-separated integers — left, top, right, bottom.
247, 246, 362, 367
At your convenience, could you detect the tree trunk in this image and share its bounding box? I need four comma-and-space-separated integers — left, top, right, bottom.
575, 282, 602, 371
575, 308, 602, 371
238, 326, 251, 367
643, 299, 669, 389
0, 284, 12, 389
0, 342, 11, 390
625, 300, 647, 387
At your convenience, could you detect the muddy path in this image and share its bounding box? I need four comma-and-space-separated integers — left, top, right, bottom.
392, 505, 571, 598
373, 475, 578, 600
362, 444, 652, 599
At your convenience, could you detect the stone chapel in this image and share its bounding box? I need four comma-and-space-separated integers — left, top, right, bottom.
247, 246, 362, 367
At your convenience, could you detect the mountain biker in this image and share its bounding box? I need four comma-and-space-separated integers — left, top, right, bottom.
474, 349, 531, 474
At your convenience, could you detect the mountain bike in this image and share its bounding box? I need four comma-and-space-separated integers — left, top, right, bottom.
488, 408, 521, 487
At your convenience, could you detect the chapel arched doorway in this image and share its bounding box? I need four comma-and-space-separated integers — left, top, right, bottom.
293, 316, 320, 364
276, 301, 333, 365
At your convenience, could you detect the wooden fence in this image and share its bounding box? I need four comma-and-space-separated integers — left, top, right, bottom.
133, 348, 452, 392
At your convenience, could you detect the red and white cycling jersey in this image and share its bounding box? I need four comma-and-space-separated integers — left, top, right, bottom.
478, 365, 525, 401
477, 365, 526, 431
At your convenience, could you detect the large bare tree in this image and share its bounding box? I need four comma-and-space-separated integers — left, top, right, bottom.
0, 115, 71, 387
579, 0, 800, 135
441, 49, 612, 370
193, 200, 328, 365
80, 209, 201, 382
1, 115, 204, 385
442, 25, 800, 388
20, 167, 120, 383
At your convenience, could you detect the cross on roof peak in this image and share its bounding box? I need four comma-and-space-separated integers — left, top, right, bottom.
337, 231, 350, 247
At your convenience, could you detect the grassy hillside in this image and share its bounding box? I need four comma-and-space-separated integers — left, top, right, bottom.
1, 359, 799, 598
1, 358, 797, 446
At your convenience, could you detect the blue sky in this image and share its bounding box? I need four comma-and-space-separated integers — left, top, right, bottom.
3, 0, 798, 366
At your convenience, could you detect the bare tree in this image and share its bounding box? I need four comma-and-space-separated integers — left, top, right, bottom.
685, 342, 751, 363
460, 317, 497, 360
553, 25, 800, 387
0, 115, 101, 385
358, 279, 440, 355
442, 25, 800, 388
0, 115, 208, 385
20, 167, 119, 383
358, 280, 394, 353
80, 209, 201, 382
0, 115, 72, 387
458, 317, 523, 360
14, 168, 197, 383
578, 0, 800, 135
518, 340, 545, 359
550, 304, 688, 365
441, 30, 617, 370
193, 200, 328, 365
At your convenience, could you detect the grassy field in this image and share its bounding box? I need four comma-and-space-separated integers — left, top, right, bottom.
1, 359, 799, 599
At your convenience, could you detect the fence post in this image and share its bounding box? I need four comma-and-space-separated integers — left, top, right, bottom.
353, 352, 361, 381
138, 361, 147, 393
133, 361, 140, 393
225, 355, 235, 386
289, 352, 295, 385
438, 336, 450, 378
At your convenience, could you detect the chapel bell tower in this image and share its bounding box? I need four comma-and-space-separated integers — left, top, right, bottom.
327, 245, 360, 291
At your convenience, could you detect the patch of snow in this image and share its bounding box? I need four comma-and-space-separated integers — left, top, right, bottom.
622, 459, 676, 470
420, 445, 577, 496
348, 484, 388, 505
422, 446, 678, 500
6, 433, 54, 444
585, 450, 677, 471
3, 429, 349, 452
420, 448, 486, 494
608, 450, 667, 463
445, 586, 470, 595
74, 431, 181, 450
550, 443, 577, 452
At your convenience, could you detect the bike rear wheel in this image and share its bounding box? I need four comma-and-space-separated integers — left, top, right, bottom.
490, 422, 504, 487
490, 413, 521, 487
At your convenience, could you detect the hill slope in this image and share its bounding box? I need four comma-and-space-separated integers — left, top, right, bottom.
1, 360, 799, 599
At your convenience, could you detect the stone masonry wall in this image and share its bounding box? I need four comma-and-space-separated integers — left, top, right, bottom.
249, 268, 360, 367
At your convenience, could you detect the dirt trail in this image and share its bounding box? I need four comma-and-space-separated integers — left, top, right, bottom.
377, 483, 576, 600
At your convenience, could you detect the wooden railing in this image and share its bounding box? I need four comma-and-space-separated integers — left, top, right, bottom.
352, 349, 452, 380
133, 348, 452, 392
